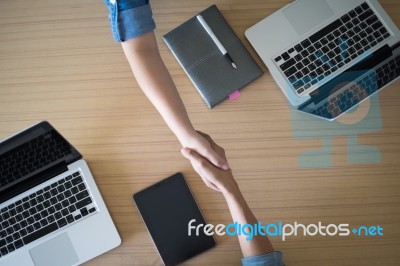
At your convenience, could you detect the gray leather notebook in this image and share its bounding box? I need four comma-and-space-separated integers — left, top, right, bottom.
163, 5, 263, 108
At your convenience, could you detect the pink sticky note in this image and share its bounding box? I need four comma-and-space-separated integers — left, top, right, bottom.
229, 90, 240, 100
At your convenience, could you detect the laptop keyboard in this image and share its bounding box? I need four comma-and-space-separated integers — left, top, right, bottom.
0, 130, 71, 187
312, 54, 400, 119
0, 171, 96, 258
274, 2, 391, 95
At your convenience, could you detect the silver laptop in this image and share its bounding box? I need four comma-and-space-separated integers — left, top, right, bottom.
246, 0, 400, 120
0, 121, 121, 266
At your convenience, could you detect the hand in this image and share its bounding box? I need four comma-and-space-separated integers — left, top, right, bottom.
181, 132, 237, 193
180, 131, 229, 170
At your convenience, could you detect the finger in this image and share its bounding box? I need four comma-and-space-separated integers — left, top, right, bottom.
197, 131, 227, 161
196, 131, 216, 146
181, 148, 220, 191
195, 131, 228, 169
181, 147, 213, 170
199, 175, 220, 191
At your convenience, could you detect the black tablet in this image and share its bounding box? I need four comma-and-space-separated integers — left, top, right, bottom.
133, 173, 216, 266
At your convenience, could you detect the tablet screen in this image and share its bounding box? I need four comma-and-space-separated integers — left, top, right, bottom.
133, 173, 216, 266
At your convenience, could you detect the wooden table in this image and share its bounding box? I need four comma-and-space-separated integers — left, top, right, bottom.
1, 0, 399, 265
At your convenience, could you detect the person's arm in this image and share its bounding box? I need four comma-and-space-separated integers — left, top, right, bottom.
181, 132, 284, 265
121, 33, 228, 170
121, 33, 193, 143
104, 0, 228, 170
223, 182, 275, 257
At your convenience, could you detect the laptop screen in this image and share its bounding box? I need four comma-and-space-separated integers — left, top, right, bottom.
0, 121, 81, 204
299, 44, 400, 120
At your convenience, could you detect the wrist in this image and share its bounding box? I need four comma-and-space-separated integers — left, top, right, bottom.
221, 180, 240, 197
176, 127, 197, 146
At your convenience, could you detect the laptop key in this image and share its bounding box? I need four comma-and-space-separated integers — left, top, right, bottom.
66, 215, 74, 223
359, 9, 373, 21
341, 14, 351, 23
75, 197, 92, 210
50, 188, 58, 196
301, 39, 311, 48
294, 44, 303, 52
71, 187, 79, 195
65, 181, 72, 189
61, 209, 69, 217
81, 208, 88, 217
0, 247, 8, 256
71, 176, 83, 186
26, 225, 34, 233
371, 21, 383, 31
40, 219, 48, 227
7, 244, 15, 253
355, 6, 363, 15
14, 240, 24, 249
279, 58, 296, 72
57, 218, 67, 228
77, 183, 86, 191
68, 205, 76, 213
23, 222, 58, 245
33, 222, 41, 230
5, 236, 12, 244
361, 3, 369, 11
47, 215, 55, 223
281, 52, 290, 61
61, 200, 69, 208
55, 203, 62, 211
69, 196, 77, 205
366, 15, 378, 25
284, 66, 297, 77
293, 80, 305, 90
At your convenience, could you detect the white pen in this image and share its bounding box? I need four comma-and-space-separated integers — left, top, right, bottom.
196, 15, 237, 69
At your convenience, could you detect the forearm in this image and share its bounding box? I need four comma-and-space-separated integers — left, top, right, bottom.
223, 184, 274, 258
121, 32, 195, 144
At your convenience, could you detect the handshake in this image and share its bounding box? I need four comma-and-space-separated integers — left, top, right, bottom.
180, 131, 238, 195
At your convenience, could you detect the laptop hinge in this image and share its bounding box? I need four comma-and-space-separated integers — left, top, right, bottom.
0, 161, 68, 204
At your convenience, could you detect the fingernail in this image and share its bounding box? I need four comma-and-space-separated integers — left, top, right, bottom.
181, 148, 190, 157
222, 163, 230, 170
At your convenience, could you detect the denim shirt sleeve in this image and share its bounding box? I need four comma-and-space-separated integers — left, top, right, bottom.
242, 251, 285, 266
104, 0, 156, 42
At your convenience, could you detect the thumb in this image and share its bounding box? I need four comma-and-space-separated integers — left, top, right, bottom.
181, 148, 221, 192
181, 147, 202, 163
181, 147, 212, 169
203, 147, 229, 170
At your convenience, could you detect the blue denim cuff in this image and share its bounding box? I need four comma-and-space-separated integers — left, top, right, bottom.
241, 251, 285, 266
104, 0, 156, 42
118, 4, 155, 41
118, 0, 148, 11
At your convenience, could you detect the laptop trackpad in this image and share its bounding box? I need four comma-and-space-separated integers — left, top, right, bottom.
29, 233, 79, 266
283, 0, 334, 35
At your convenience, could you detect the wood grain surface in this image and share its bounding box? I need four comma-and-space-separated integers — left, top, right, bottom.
0, 0, 399, 265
